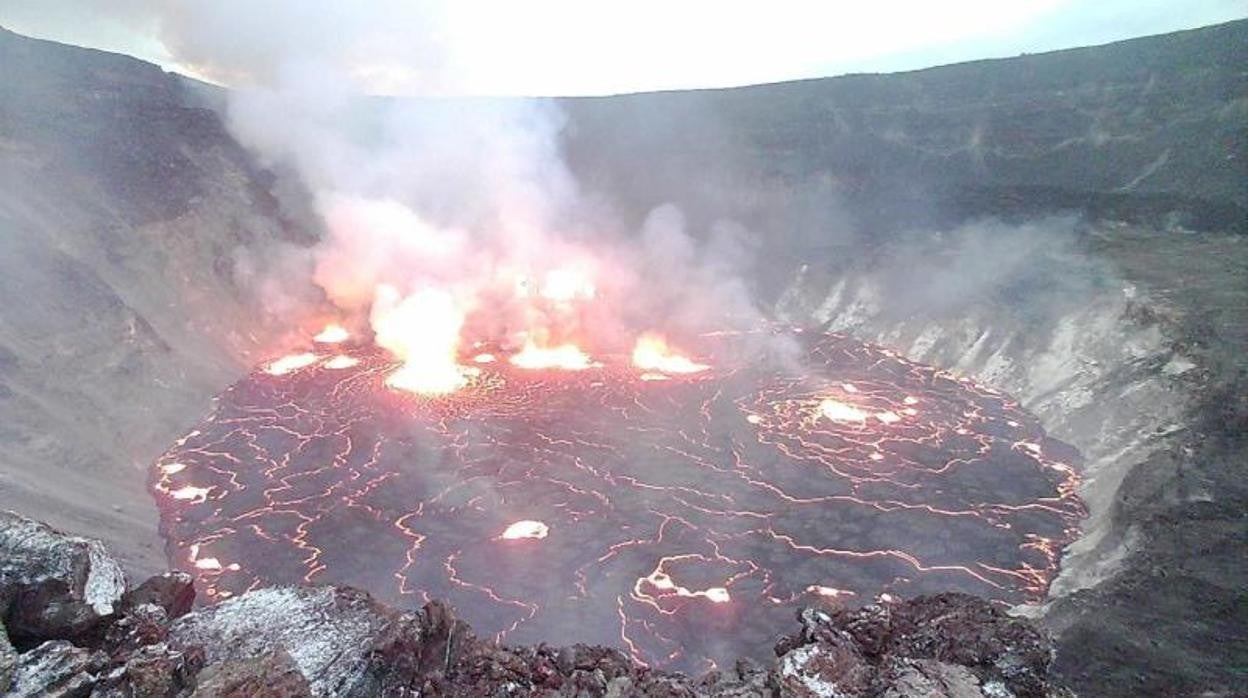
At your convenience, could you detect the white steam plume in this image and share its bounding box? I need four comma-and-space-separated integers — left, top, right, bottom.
132, 3, 776, 377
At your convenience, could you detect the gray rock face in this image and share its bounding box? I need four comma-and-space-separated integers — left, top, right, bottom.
0, 26, 321, 577
166, 586, 393, 696
773, 594, 1068, 698
123, 570, 196, 618
190, 649, 312, 697
89, 642, 203, 697
7, 640, 106, 697
0, 619, 16, 692
876, 659, 983, 698
0, 510, 126, 643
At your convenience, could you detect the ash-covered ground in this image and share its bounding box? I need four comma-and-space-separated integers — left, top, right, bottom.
152, 329, 1082, 673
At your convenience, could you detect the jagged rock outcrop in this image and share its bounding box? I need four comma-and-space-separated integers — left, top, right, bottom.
0, 510, 127, 645
0, 511, 1073, 697
0, 619, 16, 692
7, 640, 107, 697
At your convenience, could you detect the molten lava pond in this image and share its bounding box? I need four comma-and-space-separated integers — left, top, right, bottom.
152, 330, 1084, 672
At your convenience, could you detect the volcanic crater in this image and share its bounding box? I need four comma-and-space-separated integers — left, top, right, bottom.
152, 328, 1083, 672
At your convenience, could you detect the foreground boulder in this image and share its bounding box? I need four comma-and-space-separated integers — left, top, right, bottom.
166, 585, 394, 695
772, 595, 1073, 698
0, 510, 127, 644
0, 511, 1073, 696
7, 640, 106, 697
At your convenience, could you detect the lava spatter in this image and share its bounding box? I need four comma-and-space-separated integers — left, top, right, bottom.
150, 329, 1084, 672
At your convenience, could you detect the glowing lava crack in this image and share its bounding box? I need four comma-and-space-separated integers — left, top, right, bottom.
151, 329, 1084, 673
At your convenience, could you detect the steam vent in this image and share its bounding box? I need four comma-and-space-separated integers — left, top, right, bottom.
1, 10, 1246, 698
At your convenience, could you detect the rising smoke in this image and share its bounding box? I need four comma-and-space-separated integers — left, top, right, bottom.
131, 2, 774, 375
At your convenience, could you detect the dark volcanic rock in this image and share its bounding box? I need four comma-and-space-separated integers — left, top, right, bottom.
124, 570, 195, 619
0, 619, 16, 692
874, 658, 983, 698
103, 602, 171, 655
7, 640, 106, 697
90, 642, 202, 697
886, 593, 1055, 697
191, 649, 312, 697
773, 593, 1069, 698
166, 585, 394, 696
776, 633, 873, 697
0, 510, 126, 644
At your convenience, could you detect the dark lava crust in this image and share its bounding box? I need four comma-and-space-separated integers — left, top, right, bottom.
0, 509, 1074, 696
150, 330, 1083, 673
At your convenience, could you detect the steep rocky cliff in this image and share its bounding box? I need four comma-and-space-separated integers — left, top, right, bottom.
0, 27, 320, 575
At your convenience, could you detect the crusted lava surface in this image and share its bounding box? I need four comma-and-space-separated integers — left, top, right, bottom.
151, 329, 1083, 672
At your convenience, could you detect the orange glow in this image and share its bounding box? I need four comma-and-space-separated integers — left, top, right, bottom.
324, 355, 360, 370
807, 585, 854, 599
373, 285, 472, 395
642, 569, 731, 604
501, 520, 549, 540
631, 333, 709, 374
639, 372, 670, 382
194, 556, 222, 571
703, 587, 731, 603
160, 462, 187, 475
509, 340, 595, 371
188, 543, 240, 572
313, 323, 349, 343
265, 353, 318, 376
875, 410, 902, 424
169, 485, 211, 503
473, 353, 497, 364
539, 267, 595, 303
819, 399, 869, 423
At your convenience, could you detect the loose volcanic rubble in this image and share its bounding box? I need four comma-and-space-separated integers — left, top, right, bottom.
0, 510, 1072, 696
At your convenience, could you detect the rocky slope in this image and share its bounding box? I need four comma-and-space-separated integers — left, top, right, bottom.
0, 26, 321, 576
560, 20, 1247, 238
0, 510, 1073, 697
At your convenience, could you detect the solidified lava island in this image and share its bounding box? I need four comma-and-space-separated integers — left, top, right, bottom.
151, 328, 1084, 673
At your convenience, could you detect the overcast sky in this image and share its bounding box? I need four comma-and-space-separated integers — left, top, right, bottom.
1, 1, 1243, 95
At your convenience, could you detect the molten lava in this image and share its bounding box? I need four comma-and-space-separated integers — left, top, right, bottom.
151, 328, 1084, 673
372, 285, 473, 395
631, 333, 709, 375
819, 398, 870, 423
313, 323, 350, 344
509, 339, 596, 371
537, 267, 596, 304
324, 355, 360, 370
501, 520, 550, 540
264, 352, 319, 376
